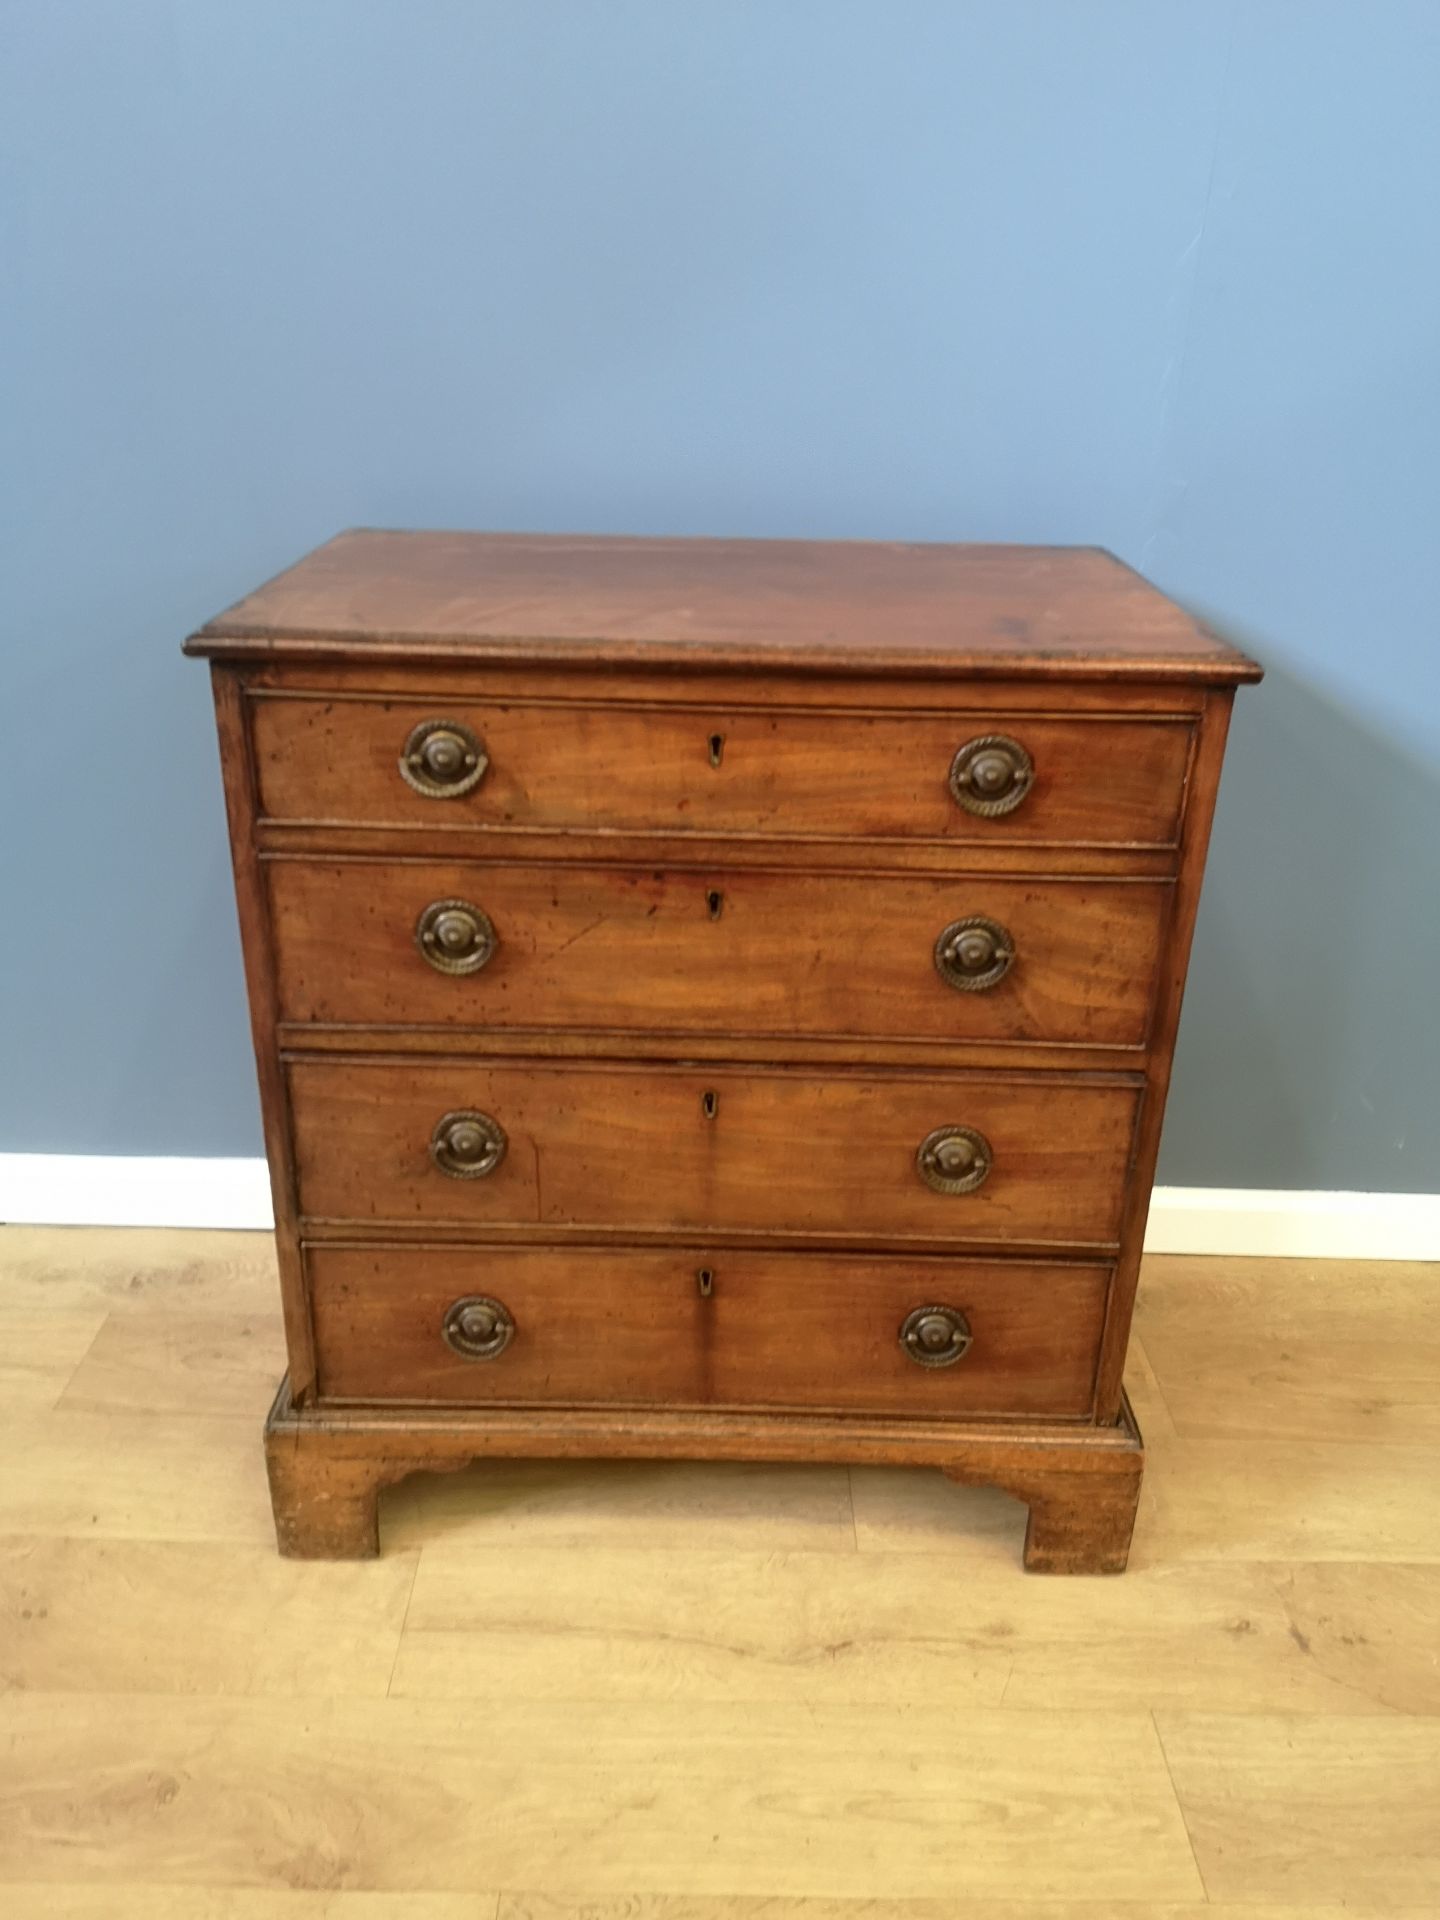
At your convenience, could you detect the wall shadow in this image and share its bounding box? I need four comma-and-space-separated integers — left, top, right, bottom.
1159, 646, 1440, 1193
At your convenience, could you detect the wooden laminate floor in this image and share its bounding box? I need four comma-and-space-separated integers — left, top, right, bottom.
0, 1226, 1437, 1916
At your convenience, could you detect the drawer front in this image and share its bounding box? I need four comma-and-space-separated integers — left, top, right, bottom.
252, 695, 1192, 846
288, 1060, 1139, 1246
269, 859, 1168, 1048
308, 1243, 1110, 1418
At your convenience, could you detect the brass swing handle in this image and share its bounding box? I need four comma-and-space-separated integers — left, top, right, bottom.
949, 734, 1033, 816
900, 1304, 972, 1367
430, 1109, 508, 1180
415, 899, 497, 976
916, 1125, 993, 1194
400, 719, 488, 798
442, 1294, 515, 1359
934, 916, 1015, 992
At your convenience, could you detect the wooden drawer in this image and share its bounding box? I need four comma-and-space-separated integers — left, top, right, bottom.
288, 1059, 1140, 1247
268, 858, 1169, 1049
251, 694, 1192, 847
307, 1242, 1111, 1418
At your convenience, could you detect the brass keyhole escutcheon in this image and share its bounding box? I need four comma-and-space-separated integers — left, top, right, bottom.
399, 718, 489, 798
696, 1266, 715, 1297
701, 1089, 719, 1120
707, 888, 724, 920
415, 899, 497, 976
899, 1304, 972, 1368
948, 734, 1034, 817
916, 1125, 993, 1195
934, 915, 1016, 993
442, 1294, 515, 1359
429, 1109, 508, 1180
707, 732, 725, 767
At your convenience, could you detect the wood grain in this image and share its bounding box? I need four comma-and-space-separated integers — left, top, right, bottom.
390, 1547, 1440, 1717
852, 1432, 1440, 1569
287, 1059, 1141, 1247
185, 529, 1261, 682
189, 534, 1255, 1567
247, 658, 1214, 710
252, 691, 1194, 845
267, 858, 1170, 1048
0, 1408, 273, 1544
257, 818, 1181, 882
1157, 1713, 1440, 1904
1136, 1435, 1440, 1566
306, 1244, 1110, 1417
261, 1385, 1142, 1567
0, 1224, 278, 1312
0, 1536, 416, 1696
210, 668, 316, 1399
499, 1902, 1438, 1920
0, 1304, 107, 1411
5, 1896, 492, 1919
1139, 1254, 1440, 1443
272, 1020, 1161, 1077
57, 1309, 284, 1419
0, 1694, 1204, 1899
1, 1229, 1437, 1908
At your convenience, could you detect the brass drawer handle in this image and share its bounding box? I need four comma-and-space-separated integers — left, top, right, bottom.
400, 718, 488, 798
430, 1109, 508, 1180
949, 734, 1033, 816
900, 1304, 972, 1368
416, 899, 496, 975
935, 915, 1015, 992
442, 1294, 515, 1359
916, 1125, 992, 1194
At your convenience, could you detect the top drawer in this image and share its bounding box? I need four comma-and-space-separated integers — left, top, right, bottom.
250, 694, 1193, 848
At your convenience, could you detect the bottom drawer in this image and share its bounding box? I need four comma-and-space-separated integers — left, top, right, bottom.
307, 1244, 1110, 1419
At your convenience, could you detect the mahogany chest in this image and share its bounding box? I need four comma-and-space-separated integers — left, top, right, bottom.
187, 531, 1259, 1571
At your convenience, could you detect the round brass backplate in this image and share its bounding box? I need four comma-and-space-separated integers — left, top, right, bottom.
415, 898, 497, 976
441, 1294, 515, 1360
399, 718, 489, 799
899, 1304, 973, 1368
429, 1109, 508, 1180
948, 734, 1034, 817
934, 915, 1016, 992
916, 1124, 993, 1195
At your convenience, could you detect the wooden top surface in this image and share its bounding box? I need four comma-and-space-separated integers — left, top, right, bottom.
186, 529, 1261, 681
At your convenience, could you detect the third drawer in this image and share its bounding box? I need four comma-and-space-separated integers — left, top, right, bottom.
288, 1059, 1141, 1247
267, 859, 1170, 1048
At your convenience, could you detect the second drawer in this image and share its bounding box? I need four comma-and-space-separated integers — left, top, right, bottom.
267, 859, 1170, 1048
288, 1059, 1141, 1247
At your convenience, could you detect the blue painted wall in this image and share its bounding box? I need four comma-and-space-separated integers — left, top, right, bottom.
3, 2, 1437, 1189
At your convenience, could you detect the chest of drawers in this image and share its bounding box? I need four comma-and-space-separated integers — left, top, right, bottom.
187, 531, 1259, 1571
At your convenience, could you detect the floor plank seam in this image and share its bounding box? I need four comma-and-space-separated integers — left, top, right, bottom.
995, 1657, 1017, 1707
1150, 1704, 1213, 1903
45, 1308, 114, 1415
384, 1548, 424, 1698
1135, 1335, 1184, 1436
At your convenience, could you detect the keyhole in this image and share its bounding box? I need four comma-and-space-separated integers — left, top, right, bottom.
707, 732, 725, 767
706, 888, 723, 920
696, 1266, 715, 1297
701, 1089, 718, 1119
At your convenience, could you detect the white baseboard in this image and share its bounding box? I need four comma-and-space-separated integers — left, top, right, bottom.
0, 1155, 275, 1232
1139, 1185, 1438, 1260
0, 1154, 1434, 1258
